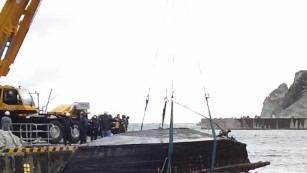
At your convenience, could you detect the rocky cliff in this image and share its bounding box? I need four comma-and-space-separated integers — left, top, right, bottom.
260, 83, 288, 118
260, 70, 307, 118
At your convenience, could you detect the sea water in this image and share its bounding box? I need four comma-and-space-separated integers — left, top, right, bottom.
230, 130, 307, 173
129, 123, 307, 173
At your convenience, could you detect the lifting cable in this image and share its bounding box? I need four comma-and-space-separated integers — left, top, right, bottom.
166, 87, 174, 173
205, 94, 217, 173
158, 0, 179, 172
165, 0, 176, 170
140, 47, 159, 131
140, 88, 150, 131
161, 89, 169, 129
198, 62, 217, 173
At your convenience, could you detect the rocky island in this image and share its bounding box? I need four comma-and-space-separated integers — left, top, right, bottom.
201, 70, 307, 130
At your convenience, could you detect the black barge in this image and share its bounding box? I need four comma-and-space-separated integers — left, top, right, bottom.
63, 128, 269, 173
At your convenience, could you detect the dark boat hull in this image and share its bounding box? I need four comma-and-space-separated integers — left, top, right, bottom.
63, 128, 250, 173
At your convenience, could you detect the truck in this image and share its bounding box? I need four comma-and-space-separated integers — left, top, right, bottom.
0, 0, 87, 144
47, 102, 91, 143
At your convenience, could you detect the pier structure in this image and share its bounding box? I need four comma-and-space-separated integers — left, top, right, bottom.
0, 145, 77, 173
201, 117, 307, 130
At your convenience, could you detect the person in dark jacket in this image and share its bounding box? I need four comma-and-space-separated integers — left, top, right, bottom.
61, 112, 74, 146
100, 111, 113, 137
90, 115, 99, 141
79, 111, 88, 144
121, 115, 128, 133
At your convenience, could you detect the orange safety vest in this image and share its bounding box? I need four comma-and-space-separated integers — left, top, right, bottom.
114, 118, 119, 128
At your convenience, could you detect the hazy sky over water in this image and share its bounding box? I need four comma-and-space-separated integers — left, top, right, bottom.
1, 0, 307, 123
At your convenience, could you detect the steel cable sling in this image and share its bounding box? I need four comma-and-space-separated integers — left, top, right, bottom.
166, 90, 174, 173
197, 62, 217, 173
173, 100, 223, 131
204, 94, 217, 173
140, 88, 150, 131
161, 90, 169, 129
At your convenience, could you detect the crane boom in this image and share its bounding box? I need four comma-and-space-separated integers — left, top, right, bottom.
0, 0, 90, 145
0, 0, 41, 77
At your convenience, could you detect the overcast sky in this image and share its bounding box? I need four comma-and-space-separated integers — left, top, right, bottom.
1, 0, 307, 123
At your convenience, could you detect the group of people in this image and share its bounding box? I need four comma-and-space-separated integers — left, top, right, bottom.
59, 111, 130, 146
58, 111, 89, 146
1, 110, 130, 146
112, 114, 129, 134
88, 111, 130, 141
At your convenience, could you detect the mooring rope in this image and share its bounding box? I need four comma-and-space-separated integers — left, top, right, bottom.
174, 100, 223, 130
159, 157, 169, 173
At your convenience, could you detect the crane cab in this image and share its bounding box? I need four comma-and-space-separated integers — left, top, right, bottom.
0, 85, 37, 115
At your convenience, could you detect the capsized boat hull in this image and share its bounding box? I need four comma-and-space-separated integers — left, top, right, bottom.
63, 128, 250, 173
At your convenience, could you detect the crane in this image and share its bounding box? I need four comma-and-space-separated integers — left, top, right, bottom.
0, 0, 42, 77
0, 0, 87, 144
0, 0, 41, 114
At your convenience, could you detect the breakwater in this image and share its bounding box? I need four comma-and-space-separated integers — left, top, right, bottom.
201, 117, 307, 130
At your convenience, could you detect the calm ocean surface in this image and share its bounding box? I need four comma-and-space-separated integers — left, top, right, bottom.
129, 123, 307, 173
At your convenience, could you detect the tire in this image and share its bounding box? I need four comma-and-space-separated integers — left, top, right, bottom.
18, 124, 38, 142
49, 120, 63, 144
70, 120, 80, 144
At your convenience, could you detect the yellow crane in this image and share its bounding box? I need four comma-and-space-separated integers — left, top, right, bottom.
0, 0, 41, 77
0, 0, 87, 144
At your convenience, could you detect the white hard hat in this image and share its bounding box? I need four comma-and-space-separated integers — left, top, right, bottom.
4, 111, 10, 116
65, 112, 71, 116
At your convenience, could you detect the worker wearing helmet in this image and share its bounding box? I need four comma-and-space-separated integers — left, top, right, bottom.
1, 111, 13, 131
90, 115, 99, 141
62, 112, 74, 146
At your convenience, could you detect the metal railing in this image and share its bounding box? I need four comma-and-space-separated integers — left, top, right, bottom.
4, 123, 54, 146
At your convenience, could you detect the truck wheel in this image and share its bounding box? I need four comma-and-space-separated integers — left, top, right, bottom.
49, 120, 63, 144
70, 120, 80, 144
18, 124, 37, 142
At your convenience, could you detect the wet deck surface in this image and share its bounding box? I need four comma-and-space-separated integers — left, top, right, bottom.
89, 128, 217, 146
